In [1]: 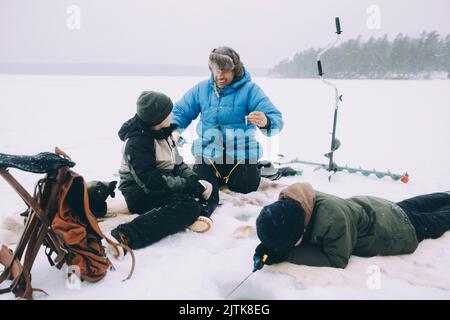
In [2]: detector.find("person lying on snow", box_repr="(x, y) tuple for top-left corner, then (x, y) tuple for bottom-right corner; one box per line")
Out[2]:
(111, 91), (214, 251)
(254, 182), (450, 269)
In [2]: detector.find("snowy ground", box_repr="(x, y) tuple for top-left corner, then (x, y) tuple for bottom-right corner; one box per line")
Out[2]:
(0, 74), (450, 299)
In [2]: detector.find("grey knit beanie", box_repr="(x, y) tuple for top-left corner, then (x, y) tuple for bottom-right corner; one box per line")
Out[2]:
(136, 91), (173, 126)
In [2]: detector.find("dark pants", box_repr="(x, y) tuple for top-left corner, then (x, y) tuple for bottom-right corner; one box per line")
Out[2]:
(114, 194), (201, 249)
(396, 192), (450, 242)
(193, 158), (261, 217)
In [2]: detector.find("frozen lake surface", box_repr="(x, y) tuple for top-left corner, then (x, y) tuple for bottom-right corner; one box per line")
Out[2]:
(1, 74), (449, 299)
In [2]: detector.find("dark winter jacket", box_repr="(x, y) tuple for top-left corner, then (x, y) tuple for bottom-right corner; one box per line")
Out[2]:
(118, 116), (199, 213)
(269, 183), (419, 268)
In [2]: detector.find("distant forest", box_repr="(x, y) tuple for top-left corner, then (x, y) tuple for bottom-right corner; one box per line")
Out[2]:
(269, 31), (450, 79)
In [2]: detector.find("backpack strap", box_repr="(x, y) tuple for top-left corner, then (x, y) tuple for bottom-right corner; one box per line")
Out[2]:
(102, 236), (135, 281)
(74, 171), (136, 281)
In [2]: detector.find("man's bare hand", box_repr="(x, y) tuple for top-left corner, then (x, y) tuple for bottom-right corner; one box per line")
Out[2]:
(246, 112), (268, 128)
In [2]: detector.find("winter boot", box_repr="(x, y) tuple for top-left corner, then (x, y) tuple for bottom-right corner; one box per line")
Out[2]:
(188, 216), (213, 233)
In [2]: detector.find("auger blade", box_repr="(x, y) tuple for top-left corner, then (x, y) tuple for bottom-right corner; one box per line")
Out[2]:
(325, 138), (341, 159)
(331, 138), (341, 152)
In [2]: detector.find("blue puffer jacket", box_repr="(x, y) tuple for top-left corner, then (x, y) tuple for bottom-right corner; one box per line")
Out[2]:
(173, 70), (283, 161)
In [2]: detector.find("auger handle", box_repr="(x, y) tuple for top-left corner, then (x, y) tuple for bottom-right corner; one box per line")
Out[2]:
(317, 18), (341, 76)
(335, 17), (342, 34)
(317, 60), (324, 76)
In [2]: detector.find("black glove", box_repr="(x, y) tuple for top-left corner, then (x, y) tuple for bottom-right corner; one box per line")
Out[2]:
(253, 243), (288, 267)
(193, 181), (206, 198)
(185, 175), (205, 198)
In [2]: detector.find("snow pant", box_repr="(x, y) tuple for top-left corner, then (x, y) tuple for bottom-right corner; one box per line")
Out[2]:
(113, 194), (201, 249)
(193, 157), (261, 217)
(396, 192), (450, 242)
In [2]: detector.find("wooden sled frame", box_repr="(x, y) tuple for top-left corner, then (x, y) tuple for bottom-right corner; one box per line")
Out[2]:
(0, 148), (72, 299)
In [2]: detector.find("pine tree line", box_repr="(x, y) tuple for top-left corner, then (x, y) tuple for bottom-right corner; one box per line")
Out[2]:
(269, 31), (450, 79)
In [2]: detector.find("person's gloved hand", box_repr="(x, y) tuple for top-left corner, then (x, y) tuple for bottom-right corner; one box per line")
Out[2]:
(198, 180), (212, 200)
(186, 176), (211, 200)
(253, 243), (288, 268)
(185, 174), (200, 191)
(253, 254), (265, 272)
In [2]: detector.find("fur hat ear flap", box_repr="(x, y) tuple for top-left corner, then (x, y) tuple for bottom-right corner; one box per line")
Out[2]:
(209, 51), (235, 72)
(208, 46), (245, 79)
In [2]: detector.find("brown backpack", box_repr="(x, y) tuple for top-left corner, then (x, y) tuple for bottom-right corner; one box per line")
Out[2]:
(51, 170), (129, 282)
(0, 148), (134, 299)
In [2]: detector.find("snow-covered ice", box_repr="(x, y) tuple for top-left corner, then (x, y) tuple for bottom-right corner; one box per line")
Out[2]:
(0, 74), (449, 299)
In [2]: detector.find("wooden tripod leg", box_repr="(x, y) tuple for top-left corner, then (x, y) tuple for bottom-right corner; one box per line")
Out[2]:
(18, 168), (67, 291)
(0, 167), (68, 299)
(0, 187), (39, 285)
(0, 169), (47, 278)
(12, 211), (40, 262)
(44, 231), (67, 268)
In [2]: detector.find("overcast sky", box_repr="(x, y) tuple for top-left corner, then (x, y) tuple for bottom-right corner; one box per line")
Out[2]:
(1, 0), (449, 68)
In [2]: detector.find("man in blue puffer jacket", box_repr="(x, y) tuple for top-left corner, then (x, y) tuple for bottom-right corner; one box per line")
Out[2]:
(172, 46), (284, 217)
